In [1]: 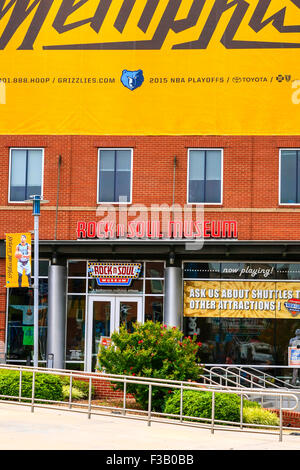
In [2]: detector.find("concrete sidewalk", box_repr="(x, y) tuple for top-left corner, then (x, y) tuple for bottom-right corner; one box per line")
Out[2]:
(0, 403), (299, 450)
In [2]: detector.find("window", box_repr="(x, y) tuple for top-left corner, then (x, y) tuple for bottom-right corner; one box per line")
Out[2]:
(188, 149), (222, 204)
(280, 149), (300, 204)
(98, 149), (132, 203)
(9, 148), (43, 202)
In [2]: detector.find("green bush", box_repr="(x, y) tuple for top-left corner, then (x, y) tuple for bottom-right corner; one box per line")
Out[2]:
(62, 385), (85, 400)
(243, 407), (280, 427)
(163, 390), (280, 427)
(0, 370), (63, 402)
(164, 390), (241, 423)
(61, 377), (95, 400)
(97, 321), (202, 411)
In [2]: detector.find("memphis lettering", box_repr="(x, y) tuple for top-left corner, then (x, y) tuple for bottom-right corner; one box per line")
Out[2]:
(1, 0), (300, 50)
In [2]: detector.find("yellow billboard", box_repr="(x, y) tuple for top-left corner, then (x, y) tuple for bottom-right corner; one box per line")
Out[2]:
(184, 280), (300, 319)
(6, 233), (32, 288)
(1, 0), (300, 135)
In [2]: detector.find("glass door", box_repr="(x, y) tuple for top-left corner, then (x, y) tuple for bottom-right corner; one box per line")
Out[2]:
(86, 296), (143, 371)
(116, 297), (143, 333)
(86, 296), (116, 371)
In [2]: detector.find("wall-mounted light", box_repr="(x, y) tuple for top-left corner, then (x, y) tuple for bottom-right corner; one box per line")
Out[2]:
(169, 252), (175, 265)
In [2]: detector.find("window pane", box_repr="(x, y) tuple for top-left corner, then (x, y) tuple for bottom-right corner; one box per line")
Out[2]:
(68, 261), (86, 277)
(205, 180), (221, 203)
(206, 151), (221, 180)
(189, 151), (205, 202)
(10, 150), (26, 201)
(205, 150), (221, 202)
(100, 150), (115, 170)
(7, 284), (48, 362)
(145, 262), (164, 278)
(66, 295), (85, 362)
(281, 151), (297, 203)
(99, 171), (115, 202)
(115, 171), (131, 202)
(183, 317), (275, 365)
(183, 262), (221, 279)
(144, 297), (163, 323)
(27, 150), (42, 188)
(189, 151), (205, 180)
(116, 150), (131, 170)
(146, 279), (164, 294)
(68, 278), (86, 293)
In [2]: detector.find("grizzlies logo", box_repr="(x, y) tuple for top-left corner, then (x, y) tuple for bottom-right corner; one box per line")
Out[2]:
(121, 69), (144, 91)
(284, 298), (300, 317)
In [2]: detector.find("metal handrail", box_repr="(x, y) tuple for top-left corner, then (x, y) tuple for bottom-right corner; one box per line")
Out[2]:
(0, 364), (299, 442)
(236, 366), (299, 390)
(210, 365), (275, 389)
(205, 365), (299, 390)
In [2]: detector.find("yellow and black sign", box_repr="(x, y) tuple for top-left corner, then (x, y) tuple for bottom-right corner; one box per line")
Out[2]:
(6, 233), (32, 288)
(0, 1), (300, 134)
(184, 280), (300, 319)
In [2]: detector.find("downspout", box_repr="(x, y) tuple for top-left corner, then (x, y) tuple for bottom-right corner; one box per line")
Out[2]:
(54, 155), (62, 241)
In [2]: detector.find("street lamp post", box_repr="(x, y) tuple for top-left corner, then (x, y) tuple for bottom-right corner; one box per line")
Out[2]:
(32, 195), (40, 368)
(25, 195), (48, 368)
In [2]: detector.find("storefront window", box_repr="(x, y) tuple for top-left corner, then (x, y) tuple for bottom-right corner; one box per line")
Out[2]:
(7, 279), (48, 363)
(184, 262), (221, 279)
(66, 260), (165, 370)
(144, 297), (163, 323)
(183, 317), (275, 365)
(66, 295), (85, 363)
(68, 260), (87, 277)
(145, 262), (164, 278)
(183, 262), (300, 367)
(145, 279), (164, 295)
(68, 278), (86, 293)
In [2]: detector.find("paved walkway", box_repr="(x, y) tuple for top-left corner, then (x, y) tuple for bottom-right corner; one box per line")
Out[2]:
(0, 403), (299, 450)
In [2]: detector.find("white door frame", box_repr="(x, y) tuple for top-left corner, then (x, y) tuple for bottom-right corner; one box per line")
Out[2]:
(86, 295), (143, 371)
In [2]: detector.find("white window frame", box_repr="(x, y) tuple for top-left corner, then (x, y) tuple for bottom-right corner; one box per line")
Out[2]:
(187, 148), (223, 205)
(8, 147), (44, 204)
(279, 148), (300, 206)
(97, 148), (133, 205)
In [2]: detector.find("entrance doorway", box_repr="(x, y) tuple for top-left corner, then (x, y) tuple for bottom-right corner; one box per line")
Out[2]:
(86, 296), (143, 371)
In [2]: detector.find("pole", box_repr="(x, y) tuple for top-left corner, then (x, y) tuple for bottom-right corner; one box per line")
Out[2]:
(32, 196), (40, 368)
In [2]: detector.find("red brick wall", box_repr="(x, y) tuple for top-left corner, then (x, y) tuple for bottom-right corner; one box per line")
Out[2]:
(1, 135), (300, 242)
(267, 409), (300, 429)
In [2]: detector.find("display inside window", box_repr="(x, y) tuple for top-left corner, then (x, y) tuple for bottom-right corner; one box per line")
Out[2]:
(66, 295), (86, 362)
(7, 283), (48, 362)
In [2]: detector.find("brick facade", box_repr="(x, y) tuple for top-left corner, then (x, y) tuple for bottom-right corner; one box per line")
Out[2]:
(2, 134), (300, 367)
(1, 135), (300, 242)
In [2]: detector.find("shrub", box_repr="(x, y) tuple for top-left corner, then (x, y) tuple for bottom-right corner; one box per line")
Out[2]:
(163, 390), (241, 423)
(62, 385), (85, 401)
(61, 377), (95, 400)
(0, 370), (63, 402)
(243, 407), (280, 427)
(163, 390), (280, 427)
(97, 321), (202, 411)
